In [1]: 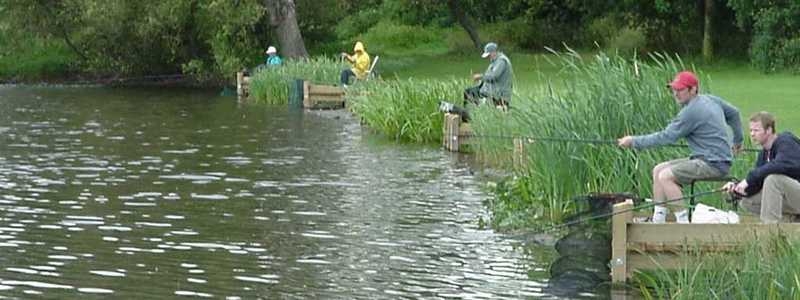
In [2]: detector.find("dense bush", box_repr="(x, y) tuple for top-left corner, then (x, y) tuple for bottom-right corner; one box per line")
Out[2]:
(608, 27), (648, 55)
(730, 1), (800, 73)
(356, 21), (448, 57)
(779, 37), (800, 74)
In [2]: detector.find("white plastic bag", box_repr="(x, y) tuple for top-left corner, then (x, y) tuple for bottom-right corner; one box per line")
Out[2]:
(692, 203), (740, 224)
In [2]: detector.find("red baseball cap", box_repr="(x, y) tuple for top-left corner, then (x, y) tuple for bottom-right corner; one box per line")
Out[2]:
(668, 71), (699, 90)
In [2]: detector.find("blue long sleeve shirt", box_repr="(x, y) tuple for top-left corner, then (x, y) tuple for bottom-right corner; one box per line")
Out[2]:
(632, 94), (744, 164)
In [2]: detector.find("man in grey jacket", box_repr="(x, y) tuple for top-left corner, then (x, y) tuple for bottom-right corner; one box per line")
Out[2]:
(464, 42), (514, 108)
(618, 71), (744, 223)
(442, 42), (514, 122)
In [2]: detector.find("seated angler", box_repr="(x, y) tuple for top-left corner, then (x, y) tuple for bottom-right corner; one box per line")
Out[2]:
(440, 41), (514, 122)
(725, 111), (800, 223)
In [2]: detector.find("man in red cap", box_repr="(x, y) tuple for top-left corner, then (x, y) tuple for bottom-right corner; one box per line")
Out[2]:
(617, 71), (744, 223)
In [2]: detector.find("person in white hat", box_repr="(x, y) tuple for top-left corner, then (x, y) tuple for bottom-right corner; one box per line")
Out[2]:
(464, 42), (514, 109)
(265, 46), (282, 66)
(439, 42), (513, 122)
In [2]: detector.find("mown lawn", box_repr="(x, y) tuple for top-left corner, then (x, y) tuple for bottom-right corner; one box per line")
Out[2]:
(707, 66), (800, 131)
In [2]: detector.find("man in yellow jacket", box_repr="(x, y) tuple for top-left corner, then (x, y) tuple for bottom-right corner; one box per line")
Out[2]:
(340, 41), (371, 88)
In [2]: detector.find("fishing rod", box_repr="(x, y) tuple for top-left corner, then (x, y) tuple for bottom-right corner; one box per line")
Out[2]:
(520, 188), (728, 236)
(464, 133), (761, 153)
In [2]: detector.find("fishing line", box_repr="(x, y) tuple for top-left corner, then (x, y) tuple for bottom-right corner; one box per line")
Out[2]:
(520, 188), (728, 235)
(461, 133), (761, 153)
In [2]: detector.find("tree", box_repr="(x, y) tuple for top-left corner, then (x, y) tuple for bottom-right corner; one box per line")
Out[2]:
(1, 0), (88, 61)
(264, 0), (309, 58)
(727, 0), (800, 72)
(703, 0), (714, 63)
(447, 0), (481, 49)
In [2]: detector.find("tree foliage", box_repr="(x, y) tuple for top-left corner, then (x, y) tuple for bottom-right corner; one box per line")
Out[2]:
(1, 0), (278, 80)
(727, 0), (800, 72)
(1, 0), (799, 80)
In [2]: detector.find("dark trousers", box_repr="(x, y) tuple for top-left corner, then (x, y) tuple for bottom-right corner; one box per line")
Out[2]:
(448, 104), (471, 122)
(463, 84), (509, 108)
(340, 69), (355, 86)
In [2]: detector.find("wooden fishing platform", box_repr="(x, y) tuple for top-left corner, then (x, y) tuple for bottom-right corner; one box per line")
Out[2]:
(303, 81), (345, 109)
(610, 199), (800, 283)
(236, 71), (251, 99)
(443, 113), (472, 152)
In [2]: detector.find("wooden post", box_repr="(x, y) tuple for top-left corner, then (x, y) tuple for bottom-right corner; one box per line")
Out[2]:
(611, 199), (633, 283)
(443, 113), (461, 152)
(236, 72), (244, 97)
(442, 114), (449, 149)
(302, 80), (310, 108)
(513, 138), (526, 168)
(458, 121), (471, 149)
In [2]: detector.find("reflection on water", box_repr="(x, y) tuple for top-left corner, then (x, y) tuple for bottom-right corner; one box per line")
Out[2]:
(0, 87), (556, 298)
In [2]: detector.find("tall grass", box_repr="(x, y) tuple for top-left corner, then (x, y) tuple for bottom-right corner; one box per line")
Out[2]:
(249, 56), (343, 105)
(636, 234), (800, 299)
(471, 50), (710, 226)
(348, 78), (468, 143)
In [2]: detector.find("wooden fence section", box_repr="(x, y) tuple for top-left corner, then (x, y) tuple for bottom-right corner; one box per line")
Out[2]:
(610, 200), (800, 283)
(303, 81), (345, 109)
(236, 72), (251, 99)
(442, 113), (472, 152)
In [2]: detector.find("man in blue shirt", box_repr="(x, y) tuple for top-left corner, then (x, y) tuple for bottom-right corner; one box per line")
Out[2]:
(618, 71), (743, 223)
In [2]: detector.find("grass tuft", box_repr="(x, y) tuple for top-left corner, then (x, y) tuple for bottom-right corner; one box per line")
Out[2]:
(249, 56), (343, 105)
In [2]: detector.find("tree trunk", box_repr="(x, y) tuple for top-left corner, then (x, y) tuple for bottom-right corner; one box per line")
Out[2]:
(184, 0), (200, 59)
(702, 0), (714, 63)
(36, 0), (88, 61)
(447, 0), (482, 49)
(264, 0), (309, 59)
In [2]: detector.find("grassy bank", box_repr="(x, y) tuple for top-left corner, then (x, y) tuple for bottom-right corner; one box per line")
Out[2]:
(348, 78), (468, 143)
(469, 51), (712, 226)
(636, 235), (800, 299)
(244, 48), (795, 229)
(385, 50), (796, 228)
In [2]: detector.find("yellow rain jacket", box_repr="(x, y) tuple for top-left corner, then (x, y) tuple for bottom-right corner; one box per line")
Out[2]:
(345, 42), (371, 80)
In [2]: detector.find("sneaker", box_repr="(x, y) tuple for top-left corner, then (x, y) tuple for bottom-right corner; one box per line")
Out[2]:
(651, 205), (668, 224)
(674, 209), (690, 224)
(438, 101), (454, 113)
(342, 84), (349, 89)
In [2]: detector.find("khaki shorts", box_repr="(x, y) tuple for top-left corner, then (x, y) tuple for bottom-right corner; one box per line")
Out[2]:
(665, 158), (724, 185)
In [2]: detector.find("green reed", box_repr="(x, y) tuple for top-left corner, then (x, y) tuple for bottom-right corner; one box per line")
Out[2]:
(348, 78), (469, 143)
(636, 234), (800, 299)
(249, 56), (343, 105)
(471, 50), (710, 227)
